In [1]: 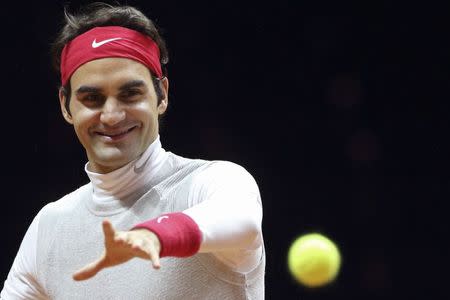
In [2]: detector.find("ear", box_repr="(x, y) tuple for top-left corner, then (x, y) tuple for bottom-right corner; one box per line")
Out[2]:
(157, 77), (169, 115)
(59, 87), (73, 124)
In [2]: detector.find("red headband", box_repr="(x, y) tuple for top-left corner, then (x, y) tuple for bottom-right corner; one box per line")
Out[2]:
(60, 26), (162, 85)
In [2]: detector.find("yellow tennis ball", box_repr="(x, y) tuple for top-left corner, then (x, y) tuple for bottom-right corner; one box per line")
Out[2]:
(287, 233), (341, 288)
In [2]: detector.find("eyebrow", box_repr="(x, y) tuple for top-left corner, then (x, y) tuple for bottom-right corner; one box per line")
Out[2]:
(118, 80), (146, 91)
(75, 85), (102, 95)
(75, 80), (147, 96)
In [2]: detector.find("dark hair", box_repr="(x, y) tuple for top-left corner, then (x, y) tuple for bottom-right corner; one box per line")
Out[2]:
(51, 3), (169, 113)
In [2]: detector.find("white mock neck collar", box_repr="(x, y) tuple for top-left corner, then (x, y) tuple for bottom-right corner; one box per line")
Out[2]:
(84, 135), (168, 215)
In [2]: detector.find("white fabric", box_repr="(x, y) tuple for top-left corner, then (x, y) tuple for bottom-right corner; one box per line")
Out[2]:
(1, 136), (263, 299)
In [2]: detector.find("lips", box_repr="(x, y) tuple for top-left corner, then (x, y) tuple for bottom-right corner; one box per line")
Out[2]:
(95, 126), (138, 141)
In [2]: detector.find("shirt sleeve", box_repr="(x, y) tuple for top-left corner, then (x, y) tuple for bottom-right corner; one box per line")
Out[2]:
(183, 161), (263, 273)
(1, 211), (47, 300)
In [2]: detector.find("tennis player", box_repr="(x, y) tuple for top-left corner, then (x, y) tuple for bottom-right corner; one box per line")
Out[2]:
(1, 3), (264, 299)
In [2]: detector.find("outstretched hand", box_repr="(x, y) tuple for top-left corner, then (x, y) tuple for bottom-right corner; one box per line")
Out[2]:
(73, 219), (161, 281)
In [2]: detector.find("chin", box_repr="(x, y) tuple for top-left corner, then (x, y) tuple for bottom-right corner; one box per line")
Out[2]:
(92, 150), (137, 171)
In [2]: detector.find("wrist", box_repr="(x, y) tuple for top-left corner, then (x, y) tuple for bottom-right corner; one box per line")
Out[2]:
(132, 212), (202, 257)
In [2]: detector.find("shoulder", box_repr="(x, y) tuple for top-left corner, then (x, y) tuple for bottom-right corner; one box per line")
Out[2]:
(207, 160), (254, 175)
(34, 183), (92, 251)
(192, 160), (260, 194)
(163, 153), (259, 194)
(39, 183), (91, 219)
(163, 153), (258, 186)
(203, 160), (257, 183)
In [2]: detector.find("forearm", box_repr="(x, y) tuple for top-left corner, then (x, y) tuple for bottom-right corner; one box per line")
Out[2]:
(133, 162), (264, 272)
(183, 192), (262, 253)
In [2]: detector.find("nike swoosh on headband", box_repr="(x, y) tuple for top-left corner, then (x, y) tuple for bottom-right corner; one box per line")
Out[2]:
(92, 37), (123, 48)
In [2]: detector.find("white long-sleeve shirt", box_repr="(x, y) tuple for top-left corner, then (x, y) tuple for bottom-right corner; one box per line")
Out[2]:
(1, 136), (263, 299)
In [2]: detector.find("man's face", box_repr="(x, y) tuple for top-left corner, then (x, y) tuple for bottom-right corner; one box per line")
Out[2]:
(59, 57), (168, 173)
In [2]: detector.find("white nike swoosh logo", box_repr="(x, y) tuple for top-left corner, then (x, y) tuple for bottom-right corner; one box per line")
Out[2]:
(157, 216), (169, 223)
(92, 37), (123, 48)
(134, 154), (151, 174)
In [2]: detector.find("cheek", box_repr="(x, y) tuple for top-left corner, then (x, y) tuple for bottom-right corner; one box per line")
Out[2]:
(136, 101), (159, 120)
(135, 105), (160, 138)
(72, 120), (90, 146)
(71, 110), (96, 139)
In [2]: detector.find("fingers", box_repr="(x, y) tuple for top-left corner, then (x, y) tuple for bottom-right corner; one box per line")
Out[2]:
(74, 220), (161, 282)
(108, 224), (162, 269)
(102, 219), (115, 244)
(129, 236), (161, 269)
(148, 243), (161, 269)
(124, 231), (161, 269)
(72, 256), (106, 281)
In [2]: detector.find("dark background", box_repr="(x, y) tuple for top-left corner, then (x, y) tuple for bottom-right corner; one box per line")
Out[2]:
(1, 1), (449, 299)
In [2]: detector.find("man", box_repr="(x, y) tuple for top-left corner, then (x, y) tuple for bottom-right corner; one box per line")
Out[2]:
(1, 3), (264, 299)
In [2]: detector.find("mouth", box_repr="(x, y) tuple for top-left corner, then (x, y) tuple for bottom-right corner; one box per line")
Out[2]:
(95, 126), (138, 142)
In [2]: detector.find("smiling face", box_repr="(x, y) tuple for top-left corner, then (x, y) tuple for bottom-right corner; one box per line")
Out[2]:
(59, 57), (168, 174)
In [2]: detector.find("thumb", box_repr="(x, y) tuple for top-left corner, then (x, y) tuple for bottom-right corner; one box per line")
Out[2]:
(73, 256), (106, 281)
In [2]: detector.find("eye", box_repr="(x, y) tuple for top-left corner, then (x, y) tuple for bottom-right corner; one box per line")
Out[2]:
(81, 93), (104, 106)
(120, 89), (142, 100)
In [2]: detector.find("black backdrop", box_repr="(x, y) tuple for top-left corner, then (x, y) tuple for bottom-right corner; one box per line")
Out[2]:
(1, 1), (449, 299)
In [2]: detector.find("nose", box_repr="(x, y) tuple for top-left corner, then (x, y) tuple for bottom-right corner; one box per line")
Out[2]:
(100, 97), (126, 126)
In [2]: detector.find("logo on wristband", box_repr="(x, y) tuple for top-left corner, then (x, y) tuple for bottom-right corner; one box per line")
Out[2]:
(157, 216), (169, 223)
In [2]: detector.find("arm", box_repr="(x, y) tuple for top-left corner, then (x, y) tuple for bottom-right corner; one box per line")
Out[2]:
(73, 162), (263, 279)
(183, 162), (263, 271)
(1, 212), (47, 300)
